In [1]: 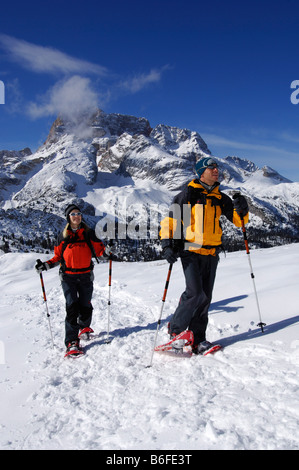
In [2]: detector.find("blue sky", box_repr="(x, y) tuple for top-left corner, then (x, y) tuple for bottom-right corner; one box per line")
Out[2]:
(1, 0), (299, 181)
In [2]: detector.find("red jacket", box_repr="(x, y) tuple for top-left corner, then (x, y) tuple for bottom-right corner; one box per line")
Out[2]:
(47, 224), (105, 275)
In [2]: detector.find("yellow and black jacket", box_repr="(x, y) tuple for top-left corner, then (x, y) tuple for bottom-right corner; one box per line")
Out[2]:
(160, 179), (249, 256)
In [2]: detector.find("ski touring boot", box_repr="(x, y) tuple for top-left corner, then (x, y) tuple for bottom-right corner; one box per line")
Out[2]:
(78, 327), (94, 341)
(64, 340), (84, 358)
(192, 340), (222, 356)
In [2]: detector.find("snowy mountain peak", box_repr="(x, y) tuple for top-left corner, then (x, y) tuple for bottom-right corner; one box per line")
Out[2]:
(261, 165), (291, 183)
(0, 109), (299, 256)
(220, 155), (291, 186)
(150, 124), (211, 157)
(44, 109), (152, 146)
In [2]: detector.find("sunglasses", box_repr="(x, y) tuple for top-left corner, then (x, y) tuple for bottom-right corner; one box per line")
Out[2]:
(70, 212), (82, 217)
(206, 163), (218, 169)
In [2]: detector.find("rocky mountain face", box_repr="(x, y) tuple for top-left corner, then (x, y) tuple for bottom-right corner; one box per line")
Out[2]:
(1, 109), (299, 259)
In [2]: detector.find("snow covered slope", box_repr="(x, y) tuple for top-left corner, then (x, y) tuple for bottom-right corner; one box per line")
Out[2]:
(0, 244), (298, 450)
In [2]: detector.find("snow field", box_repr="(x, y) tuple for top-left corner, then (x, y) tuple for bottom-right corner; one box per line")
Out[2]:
(0, 244), (298, 450)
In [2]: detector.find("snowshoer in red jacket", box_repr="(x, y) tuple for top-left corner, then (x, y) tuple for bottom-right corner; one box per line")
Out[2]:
(35, 204), (109, 356)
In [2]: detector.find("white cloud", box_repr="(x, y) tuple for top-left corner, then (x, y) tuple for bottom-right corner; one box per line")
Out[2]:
(0, 34), (107, 76)
(0, 35), (170, 125)
(27, 75), (99, 122)
(120, 66), (169, 93)
(203, 133), (299, 158)
(4, 78), (23, 114)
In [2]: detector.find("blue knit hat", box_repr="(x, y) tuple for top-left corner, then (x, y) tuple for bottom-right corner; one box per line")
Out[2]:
(195, 157), (218, 179)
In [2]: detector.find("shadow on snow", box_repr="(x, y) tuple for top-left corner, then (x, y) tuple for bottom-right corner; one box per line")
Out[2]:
(85, 289), (299, 351)
(218, 315), (299, 348)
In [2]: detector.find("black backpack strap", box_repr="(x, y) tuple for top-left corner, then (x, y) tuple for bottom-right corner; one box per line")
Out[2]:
(83, 230), (100, 264)
(60, 229), (100, 272)
(59, 235), (71, 272)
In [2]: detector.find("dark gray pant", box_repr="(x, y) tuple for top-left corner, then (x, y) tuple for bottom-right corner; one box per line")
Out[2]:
(60, 272), (94, 346)
(169, 251), (219, 345)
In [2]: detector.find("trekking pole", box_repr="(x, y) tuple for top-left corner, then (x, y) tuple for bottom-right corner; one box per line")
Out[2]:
(240, 217), (266, 333)
(146, 263), (173, 368)
(105, 255), (112, 344)
(38, 267), (55, 348)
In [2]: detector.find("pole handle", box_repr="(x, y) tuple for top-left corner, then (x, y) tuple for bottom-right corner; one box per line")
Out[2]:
(39, 272), (47, 303)
(162, 263), (173, 303)
(240, 217), (250, 254)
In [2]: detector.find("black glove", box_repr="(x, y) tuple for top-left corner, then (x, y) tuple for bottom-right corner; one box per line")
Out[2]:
(35, 259), (50, 273)
(104, 245), (113, 257)
(162, 246), (178, 264)
(233, 193), (248, 217)
(104, 240), (119, 261)
(104, 248), (118, 261)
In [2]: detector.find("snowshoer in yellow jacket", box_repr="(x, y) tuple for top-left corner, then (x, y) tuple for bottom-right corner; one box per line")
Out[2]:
(160, 157), (249, 354)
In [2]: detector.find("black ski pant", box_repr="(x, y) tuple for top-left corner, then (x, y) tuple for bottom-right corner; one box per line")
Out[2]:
(60, 272), (94, 346)
(169, 250), (219, 346)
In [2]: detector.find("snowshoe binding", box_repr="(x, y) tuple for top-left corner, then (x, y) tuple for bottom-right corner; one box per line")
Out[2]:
(78, 327), (94, 341)
(192, 341), (222, 356)
(64, 340), (84, 358)
(155, 330), (194, 353)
